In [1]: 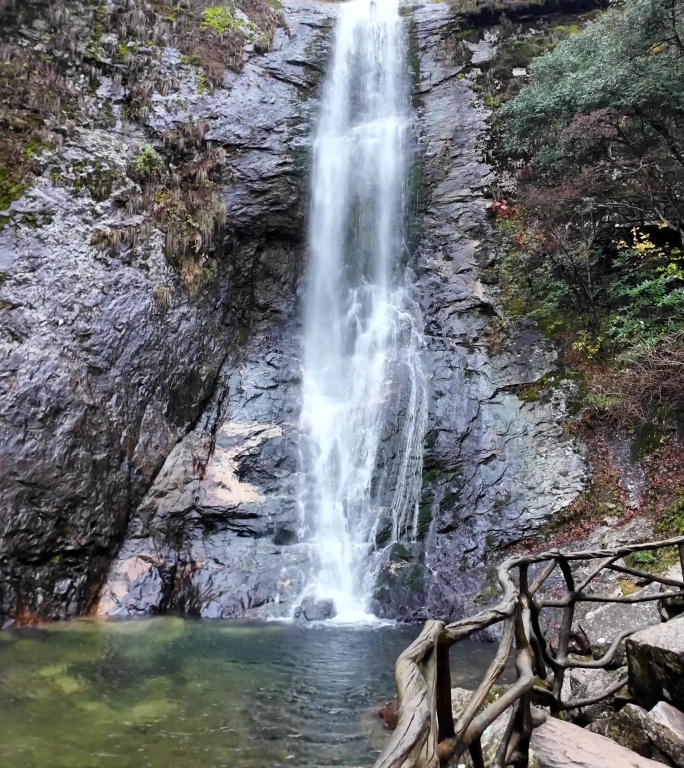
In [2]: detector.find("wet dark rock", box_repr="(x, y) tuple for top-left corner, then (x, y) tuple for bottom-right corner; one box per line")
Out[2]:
(97, 1), (332, 621)
(0, 176), (229, 624)
(0, 0), (331, 625)
(294, 597), (336, 622)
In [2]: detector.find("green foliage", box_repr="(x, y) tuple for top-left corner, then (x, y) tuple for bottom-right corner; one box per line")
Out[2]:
(200, 4), (265, 38)
(501, 0), (684, 158)
(474, 12), (594, 109)
(606, 229), (684, 346)
(197, 72), (209, 94)
(496, 217), (684, 353)
(632, 550), (657, 565)
(0, 168), (25, 232)
(656, 493), (684, 536)
(626, 544), (678, 573)
(495, 215), (586, 329)
(498, 0), (684, 252)
(572, 330), (603, 359)
(132, 145), (163, 180)
(201, 5), (240, 34)
(0, 168), (25, 212)
(493, 0), (684, 429)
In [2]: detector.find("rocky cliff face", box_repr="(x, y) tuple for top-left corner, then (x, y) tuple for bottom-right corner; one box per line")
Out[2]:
(1, 0), (587, 627)
(0, 0), (329, 625)
(98, 0), (587, 623)
(98, 0), (333, 620)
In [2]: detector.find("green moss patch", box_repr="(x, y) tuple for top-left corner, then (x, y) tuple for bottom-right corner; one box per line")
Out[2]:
(201, 5), (242, 34)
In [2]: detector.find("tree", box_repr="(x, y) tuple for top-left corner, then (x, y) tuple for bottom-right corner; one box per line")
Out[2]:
(500, 0), (684, 241)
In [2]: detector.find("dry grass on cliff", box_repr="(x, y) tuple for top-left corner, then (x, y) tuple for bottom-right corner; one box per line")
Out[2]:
(173, 0), (286, 85)
(563, 331), (684, 429)
(578, 333), (684, 428)
(0, 43), (75, 215)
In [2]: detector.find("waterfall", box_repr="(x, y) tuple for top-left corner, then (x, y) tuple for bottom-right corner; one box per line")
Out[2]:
(298, 0), (427, 621)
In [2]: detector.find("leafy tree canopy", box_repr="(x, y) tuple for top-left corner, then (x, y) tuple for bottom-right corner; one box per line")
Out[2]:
(501, 0), (684, 157)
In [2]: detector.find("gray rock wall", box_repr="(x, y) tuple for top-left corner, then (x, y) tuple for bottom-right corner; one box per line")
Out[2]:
(97, 0), (332, 619)
(0, 0), (331, 625)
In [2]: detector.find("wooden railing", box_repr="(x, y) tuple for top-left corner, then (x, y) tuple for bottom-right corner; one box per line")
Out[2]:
(373, 535), (684, 768)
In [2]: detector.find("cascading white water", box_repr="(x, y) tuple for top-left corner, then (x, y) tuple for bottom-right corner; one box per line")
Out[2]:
(298, 0), (427, 621)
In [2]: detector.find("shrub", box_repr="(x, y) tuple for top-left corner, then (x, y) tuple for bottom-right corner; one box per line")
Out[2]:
(633, 551), (656, 565)
(499, 0), (684, 241)
(201, 5), (240, 34)
(132, 145), (163, 180)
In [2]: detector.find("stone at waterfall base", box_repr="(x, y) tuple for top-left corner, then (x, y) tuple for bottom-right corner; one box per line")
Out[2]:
(293, 598), (336, 622)
(560, 666), (628, 723)
(529, 717), (664, 768)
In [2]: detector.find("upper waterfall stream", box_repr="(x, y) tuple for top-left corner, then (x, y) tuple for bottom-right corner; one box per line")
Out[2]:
(298, 0), (427, 621)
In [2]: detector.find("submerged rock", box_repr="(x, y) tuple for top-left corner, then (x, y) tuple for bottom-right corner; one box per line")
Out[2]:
(377, 700), (399, 731)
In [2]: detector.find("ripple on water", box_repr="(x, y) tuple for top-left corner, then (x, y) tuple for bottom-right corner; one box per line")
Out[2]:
(0, 618), (498, 768)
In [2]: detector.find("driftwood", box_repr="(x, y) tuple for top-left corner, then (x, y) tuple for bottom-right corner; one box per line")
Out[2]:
(373, 535), (684, 768)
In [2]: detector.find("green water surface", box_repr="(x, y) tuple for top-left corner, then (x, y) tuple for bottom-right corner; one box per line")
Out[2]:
(0, 618), (496, 768)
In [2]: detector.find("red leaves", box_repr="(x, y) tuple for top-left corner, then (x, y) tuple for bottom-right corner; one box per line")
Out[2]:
(490, 199), (519, 219)
(561, 109), (621, 143)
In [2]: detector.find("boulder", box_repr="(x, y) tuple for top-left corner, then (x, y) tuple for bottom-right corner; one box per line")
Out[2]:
(530, 716), (664, 768)
(651, 701), (684, 737)
(658, 565), (684, 622)
(293, 598), (336, 622)
(595, 703), (657, 758)
(450, 686), (550, 767)
(560, 666), (629, 723)
(627, 616), (684, 710)
(659, 594), (684, 623)
(450, 686), (512, 767)
(580, 592), (661, 668)
(649, 702), (684, 768)
(451, 684), (510, 721)
(589, 701), (684, 767)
